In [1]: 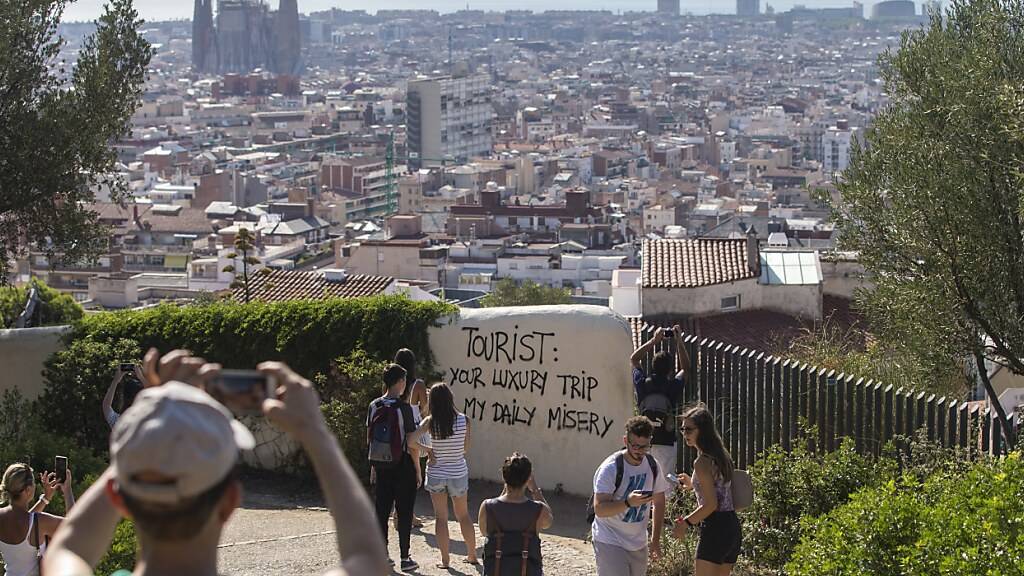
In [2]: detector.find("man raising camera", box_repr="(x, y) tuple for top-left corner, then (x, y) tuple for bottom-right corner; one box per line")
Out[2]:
(629, 325), (691, 475)
(43, 349), (389, 576)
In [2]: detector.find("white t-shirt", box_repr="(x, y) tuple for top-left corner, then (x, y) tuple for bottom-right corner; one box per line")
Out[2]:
(591, 452), (670, 551)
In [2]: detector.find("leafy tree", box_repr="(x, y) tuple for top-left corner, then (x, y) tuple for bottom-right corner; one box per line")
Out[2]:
(222, 227), (267, 303)
(830, 0), (1024, 444)
(0, 0), (151, 282)
(0, 278), (84, 328)
(480, 278), (572, 307)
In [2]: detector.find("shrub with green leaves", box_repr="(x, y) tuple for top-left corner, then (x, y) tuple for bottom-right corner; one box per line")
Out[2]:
(742, 438), (883, 569)
(0, 279), (84, 329)
(788, 452), (1024, 575)
(39, 296), (455, 452)
(317, 350), (391, 482)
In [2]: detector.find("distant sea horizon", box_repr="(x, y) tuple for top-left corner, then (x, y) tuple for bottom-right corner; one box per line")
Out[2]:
(61, 0), (935, 24)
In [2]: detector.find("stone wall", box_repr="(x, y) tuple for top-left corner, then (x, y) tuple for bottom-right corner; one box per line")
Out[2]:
(428, 305), (635, 496)
(0, 326), (69, 400)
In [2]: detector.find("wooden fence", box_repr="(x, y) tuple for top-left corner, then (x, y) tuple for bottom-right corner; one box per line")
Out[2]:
(633, 325), (1015, 472)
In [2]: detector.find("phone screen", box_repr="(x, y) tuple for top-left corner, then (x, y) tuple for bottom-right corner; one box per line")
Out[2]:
(54, 455), (68, 483)
(211, 370), (275, 415)
(640, 490), (654, 497)
(120, 363), (136, 372)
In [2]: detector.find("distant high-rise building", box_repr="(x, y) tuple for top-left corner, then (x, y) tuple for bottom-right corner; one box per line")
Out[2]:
(657, 0), (680, 17)
(406, 75), (494, 170)
(737, 0), (760, 17)
(192, 0), (217, 72)
(871, 0), (915, 20)
(191, 0), (303, 76)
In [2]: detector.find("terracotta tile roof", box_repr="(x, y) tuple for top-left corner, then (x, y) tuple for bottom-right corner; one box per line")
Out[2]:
(641, 238), (756, 288)
(232, 269), (393, 302)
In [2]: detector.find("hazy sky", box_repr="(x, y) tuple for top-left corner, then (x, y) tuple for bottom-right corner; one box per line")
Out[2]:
(62, 0), (922, 23)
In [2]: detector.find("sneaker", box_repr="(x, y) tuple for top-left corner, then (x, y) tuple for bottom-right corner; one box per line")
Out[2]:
(400, 557), (418, 571)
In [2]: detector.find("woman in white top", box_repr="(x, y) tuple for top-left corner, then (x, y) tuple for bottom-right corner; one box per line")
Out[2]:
(0, 463), (75, 576)
(409, 383), (476, 569)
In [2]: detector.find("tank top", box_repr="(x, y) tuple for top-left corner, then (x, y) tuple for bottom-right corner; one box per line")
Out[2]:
(0, 513), (40, 576)
(483, 498), (544, 535)
(426, 413), (468, 480)
(692, 464), (735, 512)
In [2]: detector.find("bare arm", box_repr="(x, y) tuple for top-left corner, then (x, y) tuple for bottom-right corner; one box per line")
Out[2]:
(260, 363), (389, 576)
(102, 370), (122, 427)
(407, 415), (432, 444)
(673, 325), (691, 381)
(594, 491), (652, 518)
(527, 477), (553, 530)
(630, 330), (665, 368)
(651, 491), (666, 546)
(42, 467), (122, 574)
(478, 501), (488, 537)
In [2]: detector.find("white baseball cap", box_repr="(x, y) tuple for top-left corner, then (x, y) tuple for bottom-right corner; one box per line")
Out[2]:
(110, 381), (255, 505)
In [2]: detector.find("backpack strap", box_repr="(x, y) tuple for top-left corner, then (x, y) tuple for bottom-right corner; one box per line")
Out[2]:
(646, 453), (659, 481)
(486, 501), (504, 576)
(612, 451), (626, 493)
(520, 502), (544, 576)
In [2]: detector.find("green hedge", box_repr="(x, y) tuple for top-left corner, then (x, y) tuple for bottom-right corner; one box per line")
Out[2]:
(39, 296), (456, 452)
(1, 279), (83, 328)
(788, 452), (1024, 575)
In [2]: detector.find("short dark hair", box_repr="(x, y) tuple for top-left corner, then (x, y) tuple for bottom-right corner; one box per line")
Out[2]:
(651, 351), (673, 378)
(121, 467), (238, 541)
(501, 452), (532, 489)
(382, 363), (407, 389)
(625, 415), (654, 438)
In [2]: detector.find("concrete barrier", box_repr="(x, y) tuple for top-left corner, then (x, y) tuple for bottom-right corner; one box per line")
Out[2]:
(0, 326), (70, 400)
(429, 305), (635, 496)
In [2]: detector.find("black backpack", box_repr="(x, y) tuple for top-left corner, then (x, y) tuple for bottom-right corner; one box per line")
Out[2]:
(639, 376), (677, 445)
(585, 450), (659, 524)
(483, 500), (543, 576)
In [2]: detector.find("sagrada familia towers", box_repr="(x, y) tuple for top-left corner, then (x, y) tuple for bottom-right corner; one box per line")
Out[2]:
(192, 0), (302, 76)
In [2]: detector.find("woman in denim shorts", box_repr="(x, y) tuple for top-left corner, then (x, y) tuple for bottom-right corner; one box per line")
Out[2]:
(408, 383), (476, 568)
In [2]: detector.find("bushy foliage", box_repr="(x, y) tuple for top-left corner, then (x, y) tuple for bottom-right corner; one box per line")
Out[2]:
(480, 279), (572, 307)
(38, 337), (142, 453)
(317, 350), (391, 482)
(0, 279), (84, 328)
(0, 390), (136, 574)
(788, 452), (1024, 575)
(68, 296), (454, 376)
(39, 296), (455, 451)
(741, 438), (884, 570)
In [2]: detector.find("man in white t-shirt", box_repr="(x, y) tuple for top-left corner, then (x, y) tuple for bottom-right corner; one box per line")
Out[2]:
(591, 416), (670, 575)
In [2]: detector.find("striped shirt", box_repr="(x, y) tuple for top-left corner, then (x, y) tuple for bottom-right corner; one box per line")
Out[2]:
(426, 413), (468, 480)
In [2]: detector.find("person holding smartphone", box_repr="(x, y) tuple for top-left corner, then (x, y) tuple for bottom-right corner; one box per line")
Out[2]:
(591, 416), (669, 575)
(0, 461), (75, 576)
(102, 363), (146, 428)
(630, 325), (691, 476)
(671, 403), (742, 576)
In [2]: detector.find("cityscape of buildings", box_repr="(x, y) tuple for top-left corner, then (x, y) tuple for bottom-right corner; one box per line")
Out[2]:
(15, 1), (940, 345)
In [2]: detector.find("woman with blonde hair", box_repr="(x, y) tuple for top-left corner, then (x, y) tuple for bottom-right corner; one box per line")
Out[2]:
(0, 462), (75, 576)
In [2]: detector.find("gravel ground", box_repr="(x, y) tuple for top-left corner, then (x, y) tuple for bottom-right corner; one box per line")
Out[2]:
(217, 475), (597, 576)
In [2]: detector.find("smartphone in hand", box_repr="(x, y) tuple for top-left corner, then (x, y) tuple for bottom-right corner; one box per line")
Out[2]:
(54, 455), (68, 484)
(209, 370), (276, 415)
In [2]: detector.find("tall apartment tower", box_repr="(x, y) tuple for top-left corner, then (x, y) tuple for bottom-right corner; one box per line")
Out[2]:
(657, 0), (680, 16)
(737, 0), (760, 17)
(406, 75), (494, 170)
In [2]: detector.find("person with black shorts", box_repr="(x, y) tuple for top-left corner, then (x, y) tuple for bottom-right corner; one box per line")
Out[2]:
(670, 404), (742, 575)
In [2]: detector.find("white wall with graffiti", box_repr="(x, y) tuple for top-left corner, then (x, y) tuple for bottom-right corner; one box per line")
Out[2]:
(429, 305), (635, 496)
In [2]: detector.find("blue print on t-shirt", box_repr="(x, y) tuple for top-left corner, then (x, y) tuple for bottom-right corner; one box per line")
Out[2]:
(622, 473), (649, 523)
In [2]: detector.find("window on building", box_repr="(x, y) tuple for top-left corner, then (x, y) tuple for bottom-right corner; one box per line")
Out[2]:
(721, 295), (740, 311)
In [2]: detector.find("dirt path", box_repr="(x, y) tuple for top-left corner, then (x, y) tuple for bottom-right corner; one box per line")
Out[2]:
(217, 476), (597, 575)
